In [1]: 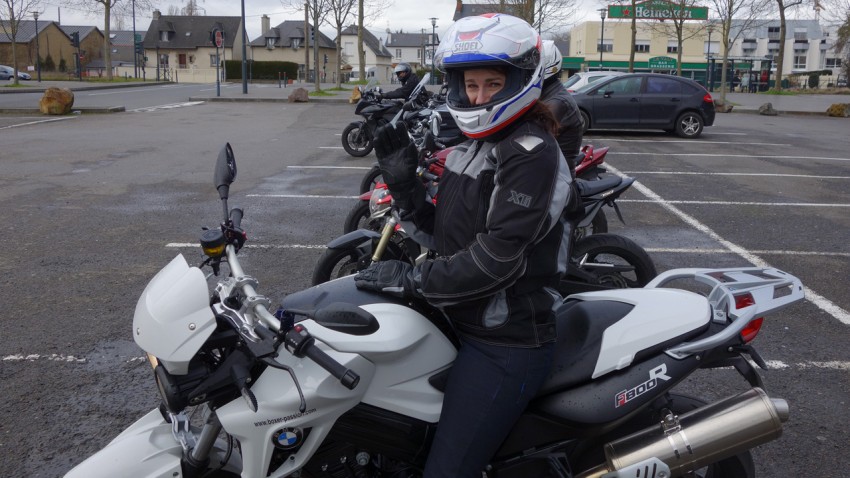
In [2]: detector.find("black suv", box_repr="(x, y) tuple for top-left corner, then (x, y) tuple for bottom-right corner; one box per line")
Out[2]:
(572, 73), (716, 139)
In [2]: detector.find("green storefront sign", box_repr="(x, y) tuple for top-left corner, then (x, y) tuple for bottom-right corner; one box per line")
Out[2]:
(608, 0), (708, 20)
(648, 56), (677, 69)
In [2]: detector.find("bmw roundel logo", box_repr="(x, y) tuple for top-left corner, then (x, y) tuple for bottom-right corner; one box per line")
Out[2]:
(272, 428), (303, 450)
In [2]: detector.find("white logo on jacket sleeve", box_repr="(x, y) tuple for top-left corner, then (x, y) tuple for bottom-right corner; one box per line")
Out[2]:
(513, 135), (544, 152)
(508, 190), (532, 208)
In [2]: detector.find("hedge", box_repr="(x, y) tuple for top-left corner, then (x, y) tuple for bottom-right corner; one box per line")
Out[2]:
(224, 60), (299, 81)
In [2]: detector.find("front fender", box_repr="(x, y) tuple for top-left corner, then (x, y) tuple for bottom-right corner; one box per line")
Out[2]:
(65, 409), (241, 478)
(327, 229), (382, 250)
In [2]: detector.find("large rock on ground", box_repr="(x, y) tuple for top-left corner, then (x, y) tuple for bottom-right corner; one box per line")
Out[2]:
(349, 87), (361, 104)
(287, 88), (309, 103)
(826, 103), (850, 117)
(39, 87), (75, 115)
(713, 98), (733, 113)
(758, 103), (778, 116)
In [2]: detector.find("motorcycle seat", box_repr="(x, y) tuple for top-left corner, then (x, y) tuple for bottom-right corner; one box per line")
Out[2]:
(575, 176), (622, 197)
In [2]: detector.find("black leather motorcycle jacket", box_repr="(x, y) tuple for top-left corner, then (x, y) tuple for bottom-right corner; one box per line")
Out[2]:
(408, 120), (573, 347)
(541, 78), (584, 176)
(382, 72), (421, 100)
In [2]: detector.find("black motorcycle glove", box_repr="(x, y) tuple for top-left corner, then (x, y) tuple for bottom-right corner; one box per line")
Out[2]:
(354, 260), (422, 298)
(374, 122), (418, 210)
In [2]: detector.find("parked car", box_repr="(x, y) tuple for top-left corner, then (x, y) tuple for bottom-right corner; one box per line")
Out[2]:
(572, 73), (715, 139)
(0, 65), (32, 81)
(562, 70), (626, 93)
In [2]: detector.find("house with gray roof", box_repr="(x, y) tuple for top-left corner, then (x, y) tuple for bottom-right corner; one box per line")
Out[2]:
(339, 25), (393, 82)
(1, 19), (76, 74)
(142, 10), (245, 82)
(385, 29), (438, 73)
(249, 15), (338, 82)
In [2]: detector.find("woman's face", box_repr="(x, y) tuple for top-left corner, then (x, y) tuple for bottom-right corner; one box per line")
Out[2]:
(464, 68), (506, 105)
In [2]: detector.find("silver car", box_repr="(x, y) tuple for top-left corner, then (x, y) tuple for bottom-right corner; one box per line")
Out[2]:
(0, 65), (32, 80)
(563, 71), (625, 93)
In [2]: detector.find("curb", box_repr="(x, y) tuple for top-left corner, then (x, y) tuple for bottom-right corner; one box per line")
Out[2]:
(0, 81), (170, 95)
(0, 106), (125, 114)
(730, 108), (828, 117)
(192, 96), (351, 104)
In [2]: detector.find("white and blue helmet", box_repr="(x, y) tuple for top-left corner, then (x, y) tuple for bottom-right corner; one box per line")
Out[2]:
(542, 40), (563, 80)
(434, 14), (544, 139)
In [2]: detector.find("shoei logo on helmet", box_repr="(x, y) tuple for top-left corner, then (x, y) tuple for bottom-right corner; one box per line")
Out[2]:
(453, 31), (483, 52)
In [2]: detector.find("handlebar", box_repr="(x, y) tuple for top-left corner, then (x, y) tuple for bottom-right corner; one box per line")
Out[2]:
(229, 208), (243, 229)
(223, 244), (360, 389)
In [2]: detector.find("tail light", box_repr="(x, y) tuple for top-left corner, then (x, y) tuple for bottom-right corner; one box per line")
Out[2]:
(703, 93), (714, 104)
(734, 293), (764, 343)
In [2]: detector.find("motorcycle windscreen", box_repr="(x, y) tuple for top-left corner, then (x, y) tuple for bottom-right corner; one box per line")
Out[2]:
(133, 254), (216, 375)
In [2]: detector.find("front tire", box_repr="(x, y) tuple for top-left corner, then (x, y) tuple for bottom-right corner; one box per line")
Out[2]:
(312, 247), (365, 285)
(675, 111), (704, 138)
(343, 200), (385, 234)
(561, 233), (656, 295)
(342, 123), (374, 157)
(359, 165), (383, 193)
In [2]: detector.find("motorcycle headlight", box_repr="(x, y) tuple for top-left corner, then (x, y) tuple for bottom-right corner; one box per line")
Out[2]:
(369, 187), (392, 216)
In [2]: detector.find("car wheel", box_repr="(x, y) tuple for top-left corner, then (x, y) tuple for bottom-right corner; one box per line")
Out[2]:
(675, 112), (704, 138)
(579, 110), (590, 134)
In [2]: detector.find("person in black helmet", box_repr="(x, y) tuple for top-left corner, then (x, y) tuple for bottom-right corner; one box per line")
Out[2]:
(541, 40), (584, 178)
(382, 62), (421, 99)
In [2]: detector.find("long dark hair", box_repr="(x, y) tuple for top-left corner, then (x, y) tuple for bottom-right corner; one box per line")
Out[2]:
(525, 101), (559, 136)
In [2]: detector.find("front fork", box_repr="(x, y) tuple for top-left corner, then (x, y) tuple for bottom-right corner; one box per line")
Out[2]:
(172, 408), (224, 477)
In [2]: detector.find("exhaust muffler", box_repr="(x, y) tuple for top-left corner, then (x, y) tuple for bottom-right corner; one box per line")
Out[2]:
(577, 387), (788, 478)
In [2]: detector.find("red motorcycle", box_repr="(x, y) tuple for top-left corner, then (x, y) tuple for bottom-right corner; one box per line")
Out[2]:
(347, 143), (610, 234)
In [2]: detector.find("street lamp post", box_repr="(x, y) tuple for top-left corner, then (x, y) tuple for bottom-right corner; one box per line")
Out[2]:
(241, 0), (248, 93)
(32, 11), (41, 82)
(598, 8), (607, 71)
(706, 22), (715, 91)
(132, 0), (137, 78)
(430, 17), (437, 85)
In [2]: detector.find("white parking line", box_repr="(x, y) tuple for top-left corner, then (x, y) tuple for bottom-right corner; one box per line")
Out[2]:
(131, 101), (205, 112)
(606, 163), (850, 325)
(246, 194), (359, 199)
(319, 146), (345, 149)
(6, 353), (848, 371)
(598, 139), (790, 146)
(287, 165), (373, 170)
(620, 199), (850, 207)
(619, 171), (850, 180)
(0, 116), (76, 130)
(612, 152), (850, 162)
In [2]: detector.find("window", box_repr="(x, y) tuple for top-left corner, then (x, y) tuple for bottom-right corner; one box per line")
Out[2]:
(417, 49), (421, 59)
(395, 48), (401, 58)
(266, 38), (275, 48)
(599, 77), (642, 94)
(160, 31), (169, 42)
(793, 54), (806, 69)
(646, 77), (682, 94)
(597, 41), (612, 53)
(634, 41), (650, 53)
(826, 58), (842, 68)
(667, 41), (678, 54)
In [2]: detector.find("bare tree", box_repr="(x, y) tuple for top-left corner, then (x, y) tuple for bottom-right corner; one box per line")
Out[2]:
(0, 0), (41, 85)
(708, 0), (770, 103)
(773, 0), (805, 91)
(72, 0), (154, 80)
(642, 0), (709, 76)
(818, 0), (850, 82)
(326, 0), (357, 87)
(473, 0), (579, 33)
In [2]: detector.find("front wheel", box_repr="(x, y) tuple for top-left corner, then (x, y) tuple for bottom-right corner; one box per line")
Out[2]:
(675, 111), (704, 138)
(359, 165), (383, 194)
(342, 123), (374, 157)
(561, 233), (657, 295)
(312, 247), (367, 285)
(343, 200), (385, 234)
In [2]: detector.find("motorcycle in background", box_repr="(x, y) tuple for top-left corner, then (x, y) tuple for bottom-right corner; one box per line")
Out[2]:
(65, 142), (805, 478)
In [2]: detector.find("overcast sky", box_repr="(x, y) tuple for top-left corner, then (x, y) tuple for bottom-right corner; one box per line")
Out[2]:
(36, 0), (604, 41)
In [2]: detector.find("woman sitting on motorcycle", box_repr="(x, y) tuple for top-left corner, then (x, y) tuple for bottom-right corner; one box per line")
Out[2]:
(353, 13), (574, 478)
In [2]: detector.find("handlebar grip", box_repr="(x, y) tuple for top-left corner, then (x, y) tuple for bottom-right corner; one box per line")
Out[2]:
(304, 344), (360, 390)
(229, 208), (244, 229)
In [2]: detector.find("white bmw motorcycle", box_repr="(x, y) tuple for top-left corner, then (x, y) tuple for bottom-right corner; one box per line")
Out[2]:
(66, 144), (805, 478)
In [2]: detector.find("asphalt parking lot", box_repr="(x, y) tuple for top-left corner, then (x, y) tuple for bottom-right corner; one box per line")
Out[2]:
(0, 99), (848, 477)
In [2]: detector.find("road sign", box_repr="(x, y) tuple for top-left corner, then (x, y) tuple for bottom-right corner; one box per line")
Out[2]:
(214, 30), (223, 48)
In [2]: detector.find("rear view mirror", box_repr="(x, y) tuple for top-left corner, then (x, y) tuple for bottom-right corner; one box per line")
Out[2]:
(214, 143), (237, 200)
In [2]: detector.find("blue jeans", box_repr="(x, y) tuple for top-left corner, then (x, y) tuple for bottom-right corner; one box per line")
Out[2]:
(423, 338), (555, 478)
